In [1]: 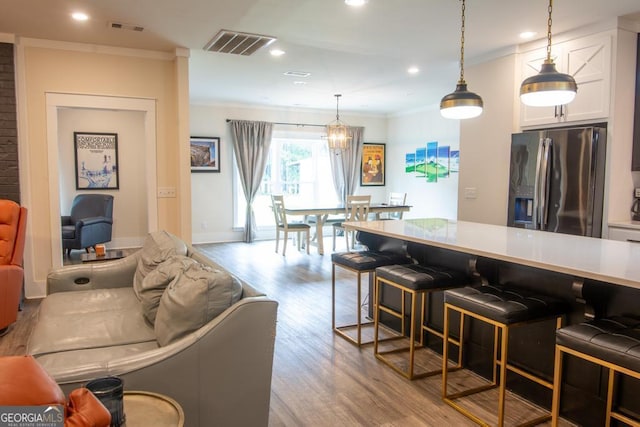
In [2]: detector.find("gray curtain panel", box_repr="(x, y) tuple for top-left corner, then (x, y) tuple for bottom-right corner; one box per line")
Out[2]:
(229, 120), (273, 243)
(329, 126), (364, 203)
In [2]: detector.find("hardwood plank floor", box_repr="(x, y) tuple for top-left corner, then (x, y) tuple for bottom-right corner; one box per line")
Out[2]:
(0, 239), (574, 426)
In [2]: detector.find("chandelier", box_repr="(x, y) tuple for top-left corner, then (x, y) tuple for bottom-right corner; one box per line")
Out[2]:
(326, 94), (351, 151)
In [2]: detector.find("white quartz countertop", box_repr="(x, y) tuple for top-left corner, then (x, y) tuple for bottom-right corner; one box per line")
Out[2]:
(344, 218), (640, 290)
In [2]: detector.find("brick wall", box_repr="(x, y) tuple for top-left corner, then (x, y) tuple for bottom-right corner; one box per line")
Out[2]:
(0, 43), (19, 203)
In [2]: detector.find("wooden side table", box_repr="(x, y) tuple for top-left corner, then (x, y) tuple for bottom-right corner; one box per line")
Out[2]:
(123, 391), (184, 427)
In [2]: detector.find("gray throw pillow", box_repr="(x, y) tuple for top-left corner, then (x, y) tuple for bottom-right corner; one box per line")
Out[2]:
(133, 231), (188, 300)
(154, 262), (243, 346)
(139, 255), (197, 325)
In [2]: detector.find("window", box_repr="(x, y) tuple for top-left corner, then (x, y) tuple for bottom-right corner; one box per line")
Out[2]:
(234, 130), (339, 228)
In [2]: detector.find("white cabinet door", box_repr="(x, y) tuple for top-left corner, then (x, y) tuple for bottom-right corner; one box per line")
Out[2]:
(608, 227), (640, 243)
(519, 33), (611, 128)
(563, 34), (611, 123)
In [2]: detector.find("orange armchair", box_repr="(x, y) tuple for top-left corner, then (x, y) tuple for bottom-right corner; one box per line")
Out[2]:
(0, 355), (111, 427)
(0, 199), (27, 335)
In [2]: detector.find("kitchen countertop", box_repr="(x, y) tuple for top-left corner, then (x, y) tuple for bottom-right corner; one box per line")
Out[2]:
(344, 218), (640, 290)
(608, 220), (640, 230)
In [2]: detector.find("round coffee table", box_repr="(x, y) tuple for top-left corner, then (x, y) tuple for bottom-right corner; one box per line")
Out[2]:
(123, 391), (184, 427)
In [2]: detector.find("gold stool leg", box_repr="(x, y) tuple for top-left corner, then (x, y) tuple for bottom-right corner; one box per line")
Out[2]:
(551, 346), (563, 427)
(605, 367), (615, 427)
(497, 325), (509, 427)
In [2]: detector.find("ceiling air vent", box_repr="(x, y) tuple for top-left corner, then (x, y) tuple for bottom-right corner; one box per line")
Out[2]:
(204, 29), (276, 56)
(109, 21), (144, 32)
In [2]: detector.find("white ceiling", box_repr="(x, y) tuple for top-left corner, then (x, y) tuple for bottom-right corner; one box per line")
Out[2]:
(2, 0), (640, 114)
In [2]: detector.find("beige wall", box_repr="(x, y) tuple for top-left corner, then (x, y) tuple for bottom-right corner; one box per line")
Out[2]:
(458, 54), (519, 225)
(17, 40), (186, 296)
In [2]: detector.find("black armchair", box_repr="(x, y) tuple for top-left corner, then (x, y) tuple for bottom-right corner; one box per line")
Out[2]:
(61, 194), (114, 256)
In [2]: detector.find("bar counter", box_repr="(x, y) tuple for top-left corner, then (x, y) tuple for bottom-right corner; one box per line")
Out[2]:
(343, 218), (640, 426)
(344, 218), (640, 289)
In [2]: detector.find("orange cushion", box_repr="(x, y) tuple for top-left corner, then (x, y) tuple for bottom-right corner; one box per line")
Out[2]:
(0, 200), (20, 266)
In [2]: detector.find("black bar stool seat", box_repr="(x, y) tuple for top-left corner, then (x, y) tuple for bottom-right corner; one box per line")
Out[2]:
(443, 284), (569, 427)
(374, 263), (472, 379)
(332, 250), (411, 347)
(552, 316), (640, 426)
(444, 285), (569, 324)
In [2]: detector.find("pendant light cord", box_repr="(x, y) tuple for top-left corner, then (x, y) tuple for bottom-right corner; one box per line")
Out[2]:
(335, 94), (341, 121)
(458, 0), (466, 83)
(546, 0), (553, 63)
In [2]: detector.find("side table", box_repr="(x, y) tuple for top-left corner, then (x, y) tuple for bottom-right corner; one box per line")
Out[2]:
(123, 391), (184, 427)
(81, 250), (125, 263)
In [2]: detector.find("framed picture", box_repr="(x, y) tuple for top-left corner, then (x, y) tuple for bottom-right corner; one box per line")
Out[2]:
(74, 132), (119, 190)
(361, 143), (385, 186)
(190, 136), (220, 172)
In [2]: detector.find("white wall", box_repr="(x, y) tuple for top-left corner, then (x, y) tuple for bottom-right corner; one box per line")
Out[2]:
(190, 103), (388, 243)
(387, 104), (461, 219)
(458, 54), (519, 225)
(57, 108), (148, 248)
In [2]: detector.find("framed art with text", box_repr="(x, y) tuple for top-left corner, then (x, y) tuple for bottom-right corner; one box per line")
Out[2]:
(74, 132), (119, 190)
(190, 136), (220, 172)
(361, 143), (385, 186)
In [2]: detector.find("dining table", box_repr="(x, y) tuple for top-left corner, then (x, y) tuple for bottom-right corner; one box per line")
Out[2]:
(284, 203), (411, 254)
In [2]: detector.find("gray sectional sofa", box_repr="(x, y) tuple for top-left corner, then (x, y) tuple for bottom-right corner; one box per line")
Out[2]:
(27, 231), (278, 427)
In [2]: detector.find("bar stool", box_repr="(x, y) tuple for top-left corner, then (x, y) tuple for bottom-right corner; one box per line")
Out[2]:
(332, 250), (410, 346)
(374, 263), (472, 379)
(552, 316), (640, 427)
(442, 284), (569, 427)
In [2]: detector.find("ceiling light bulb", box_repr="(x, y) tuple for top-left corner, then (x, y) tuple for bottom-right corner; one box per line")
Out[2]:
(270, 49), (285, 57)
(345, 0), (368, 6)
(71, 12), (89, 21)
(519, 31), (537, 39)
(407, 66), (419, 74)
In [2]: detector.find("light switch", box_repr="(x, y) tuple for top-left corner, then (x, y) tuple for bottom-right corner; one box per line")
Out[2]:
(158, 187), (176, 198)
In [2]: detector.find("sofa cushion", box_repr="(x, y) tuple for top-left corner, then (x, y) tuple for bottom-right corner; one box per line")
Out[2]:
(140, 255), (198, 325)
(155, 262), (243, 346)
(27, 289), (156, 357)
(133, 231), (187, 300)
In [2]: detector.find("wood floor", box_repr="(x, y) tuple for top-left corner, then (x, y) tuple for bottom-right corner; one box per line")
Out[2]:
(1, 239), (574, 427)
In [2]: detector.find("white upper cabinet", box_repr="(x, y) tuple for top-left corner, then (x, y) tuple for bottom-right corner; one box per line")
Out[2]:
(519, 33), (612, 128)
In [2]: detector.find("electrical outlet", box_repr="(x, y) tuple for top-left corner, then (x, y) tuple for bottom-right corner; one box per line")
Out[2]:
(464, 187), (477, 199)
(157, 187), (176, 198)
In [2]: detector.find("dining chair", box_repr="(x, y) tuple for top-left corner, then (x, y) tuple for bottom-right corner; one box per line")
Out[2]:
(332, 195), (371, 251)
(380, 192), (407, 220)
(271, 195), (310, 256)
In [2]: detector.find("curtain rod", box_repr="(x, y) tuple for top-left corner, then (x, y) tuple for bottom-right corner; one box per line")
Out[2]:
(226, 119), (326, 128)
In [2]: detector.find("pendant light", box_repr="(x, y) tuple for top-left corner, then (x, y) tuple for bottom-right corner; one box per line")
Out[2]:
(326, 94), (351, 151)
(520, 0), (577, 107)
(440, 0), (483, 120)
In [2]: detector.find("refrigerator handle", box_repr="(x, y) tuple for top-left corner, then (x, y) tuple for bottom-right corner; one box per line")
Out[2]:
(539, 138), (552, 230)
(533, 137), (544, 229)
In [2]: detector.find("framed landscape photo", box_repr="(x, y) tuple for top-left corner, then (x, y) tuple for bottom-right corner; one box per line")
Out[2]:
(190, 136), (220, 172)
(74, 132), (119, 190)
(361, 143), (385, 186)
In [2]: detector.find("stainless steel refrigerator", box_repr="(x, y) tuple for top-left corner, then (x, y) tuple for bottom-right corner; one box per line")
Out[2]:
(507, 126), (606, 237)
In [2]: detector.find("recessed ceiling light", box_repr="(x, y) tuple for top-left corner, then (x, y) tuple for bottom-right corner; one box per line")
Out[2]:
(270, 48), (285, 57)
(345, 0), (368, 6)
(408, 66), (419, 74)
(284, 71), (311, 78)
(293, 81), (307, 86)
(519, 31), (537, 39)
(71, 12), (89, 21)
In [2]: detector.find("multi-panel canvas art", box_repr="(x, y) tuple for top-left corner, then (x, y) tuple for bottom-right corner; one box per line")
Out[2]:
(404, 141), (458, 183)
